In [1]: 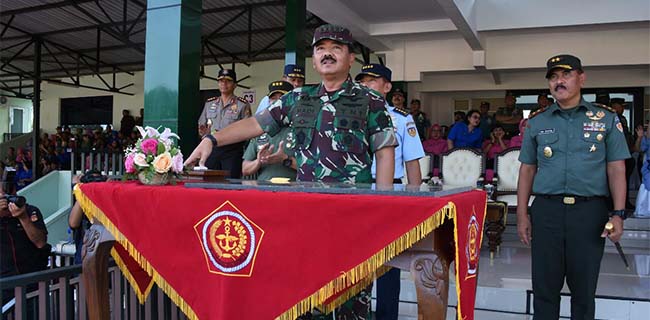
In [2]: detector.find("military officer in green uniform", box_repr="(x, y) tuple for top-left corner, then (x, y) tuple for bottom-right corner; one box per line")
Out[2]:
(242, 81), (297, 181)
(516, 54), (629, 320)
(197, 69), (251, 177)
(185, 24), (397, 319)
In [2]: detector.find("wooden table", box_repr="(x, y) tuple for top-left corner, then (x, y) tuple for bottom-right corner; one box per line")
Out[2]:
(80, 182), (480, 320)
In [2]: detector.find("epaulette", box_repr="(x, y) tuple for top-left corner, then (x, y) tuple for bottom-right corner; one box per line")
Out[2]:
(237, 96), (249, 105)
(592, 103), (616, 113)
(393, 106), (409, 117)
(527, 107), (547, 120)
(206, 96), (217, 102)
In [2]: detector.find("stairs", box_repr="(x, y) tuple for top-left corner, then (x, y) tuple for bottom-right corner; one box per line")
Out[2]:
(370, 210), (650, 319)
(504, 212), (650, 254)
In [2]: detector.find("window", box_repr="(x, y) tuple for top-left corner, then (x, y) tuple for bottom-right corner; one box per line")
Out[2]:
(60, 96), (113, 126)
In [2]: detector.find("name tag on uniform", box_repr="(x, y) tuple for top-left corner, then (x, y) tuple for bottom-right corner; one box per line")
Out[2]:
(538, 128), (555, 135)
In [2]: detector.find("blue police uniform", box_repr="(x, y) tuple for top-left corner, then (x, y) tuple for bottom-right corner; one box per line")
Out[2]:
(447, 121), (483, 148)
(355, 63), (424, 320)
(255, 64), (305, 115)
(372, 104), (425, 179)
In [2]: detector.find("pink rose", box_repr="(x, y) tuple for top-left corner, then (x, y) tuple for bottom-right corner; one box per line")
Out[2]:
(171, 153), (184, 173)
(124, 153), (136, 173)
(141, 138), (158, 155)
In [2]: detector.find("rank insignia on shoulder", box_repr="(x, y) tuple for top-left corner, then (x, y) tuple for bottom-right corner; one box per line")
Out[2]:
(237, 96), (248, 104)
(528, 107), (547, 119)
(206, 96), (217, 102)
(593, 103), (615, 113)
(393, 106), (409, 117)
(30, 214), (38, 222)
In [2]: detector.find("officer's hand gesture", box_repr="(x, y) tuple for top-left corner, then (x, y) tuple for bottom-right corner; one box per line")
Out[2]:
(261, 141), (287, 165)
(184, 138), (213, 168)
(257, 143), (273, 164)
(601, 216), (624, 242)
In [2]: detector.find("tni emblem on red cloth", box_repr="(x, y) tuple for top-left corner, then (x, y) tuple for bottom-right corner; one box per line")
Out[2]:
(194, 201), (264, 277)
(465, 206), (480, 278)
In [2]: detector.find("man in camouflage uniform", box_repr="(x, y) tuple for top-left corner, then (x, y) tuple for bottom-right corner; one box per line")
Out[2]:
(197, 69), (251, 177)
(186, 24), (397, 319)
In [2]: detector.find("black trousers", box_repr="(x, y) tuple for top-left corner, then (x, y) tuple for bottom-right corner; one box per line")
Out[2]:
(204, 142), (245, 179)
(375, 267), (401, 320)
(530, 196), (609, 320)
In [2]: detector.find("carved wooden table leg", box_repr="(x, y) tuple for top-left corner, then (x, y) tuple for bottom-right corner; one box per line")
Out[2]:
(411, 220), (455, 320)
(485, 202), (507, 260)
(81, 223), (115, 320)
(411, 252), (450, 320)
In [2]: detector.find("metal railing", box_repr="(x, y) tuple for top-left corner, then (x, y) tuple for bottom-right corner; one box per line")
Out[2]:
(1, 254), (190, 320)
(70, 150), (125, 178)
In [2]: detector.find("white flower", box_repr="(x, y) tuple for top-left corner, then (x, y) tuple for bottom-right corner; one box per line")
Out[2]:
(136, 126), (160, 138)
(160, 127), (180, 143)
(133, 153), (149, 167)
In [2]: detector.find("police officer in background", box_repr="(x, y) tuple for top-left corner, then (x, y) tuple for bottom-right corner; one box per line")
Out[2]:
(197, 69), (252, 177)
(356, 63), (424, 319)
(517, 54), (629, 320)
(255, 64), (306, 115)
(186, 24), (397, 319)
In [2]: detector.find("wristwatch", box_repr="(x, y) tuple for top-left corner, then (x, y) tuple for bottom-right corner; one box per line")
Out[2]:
(282, 157), (293, 168)
(202, 134), (218, 147)
(609, 209), (627, 220)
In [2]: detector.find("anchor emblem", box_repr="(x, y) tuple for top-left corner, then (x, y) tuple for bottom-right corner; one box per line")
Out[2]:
(216, 218), (239, 257)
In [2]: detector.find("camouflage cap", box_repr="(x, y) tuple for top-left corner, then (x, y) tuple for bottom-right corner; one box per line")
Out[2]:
(311, 24), (354, 46)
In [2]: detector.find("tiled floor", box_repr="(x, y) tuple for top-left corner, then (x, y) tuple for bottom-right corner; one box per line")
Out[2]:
(372, 240), (650, 319)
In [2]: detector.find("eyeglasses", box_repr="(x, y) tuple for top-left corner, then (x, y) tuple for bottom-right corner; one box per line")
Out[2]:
(470, 116), (480, 120)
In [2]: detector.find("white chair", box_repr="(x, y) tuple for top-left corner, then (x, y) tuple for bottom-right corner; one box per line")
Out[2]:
(493, 147), (534, 207)
(439, 148), (484, 188)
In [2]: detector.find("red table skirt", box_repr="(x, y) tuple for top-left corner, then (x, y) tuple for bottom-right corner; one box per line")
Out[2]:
(75, 182), (486, 320)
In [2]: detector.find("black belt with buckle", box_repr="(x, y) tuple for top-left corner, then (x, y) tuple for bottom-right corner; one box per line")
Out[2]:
(538, 194), (605, 205)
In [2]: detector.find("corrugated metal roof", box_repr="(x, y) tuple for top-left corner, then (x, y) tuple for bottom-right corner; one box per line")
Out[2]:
(0, 0), (325, 96)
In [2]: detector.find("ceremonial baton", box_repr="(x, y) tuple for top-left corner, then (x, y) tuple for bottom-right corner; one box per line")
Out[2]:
(605, 222), (630, 271)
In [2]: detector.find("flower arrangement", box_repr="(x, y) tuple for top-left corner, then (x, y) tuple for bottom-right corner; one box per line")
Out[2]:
(123, 126), (184, 185)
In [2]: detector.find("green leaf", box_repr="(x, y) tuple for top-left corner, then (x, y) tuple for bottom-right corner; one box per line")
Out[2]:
(157, 142), (165, 154)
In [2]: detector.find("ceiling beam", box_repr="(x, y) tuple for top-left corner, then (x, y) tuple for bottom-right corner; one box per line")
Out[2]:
(202, 0), (284, 14)
(0, 0), (95, 17)
(435, 0), (483, 50)
(1, 18), (144, 41)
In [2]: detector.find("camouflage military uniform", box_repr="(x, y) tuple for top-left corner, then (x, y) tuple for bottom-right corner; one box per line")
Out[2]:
(255, 78), (397, 319)
(255, 78), (397, 185)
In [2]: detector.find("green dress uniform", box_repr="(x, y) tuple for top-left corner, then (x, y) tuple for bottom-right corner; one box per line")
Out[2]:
(519, 98), (630, 319)
(242, 128), (296, 181)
